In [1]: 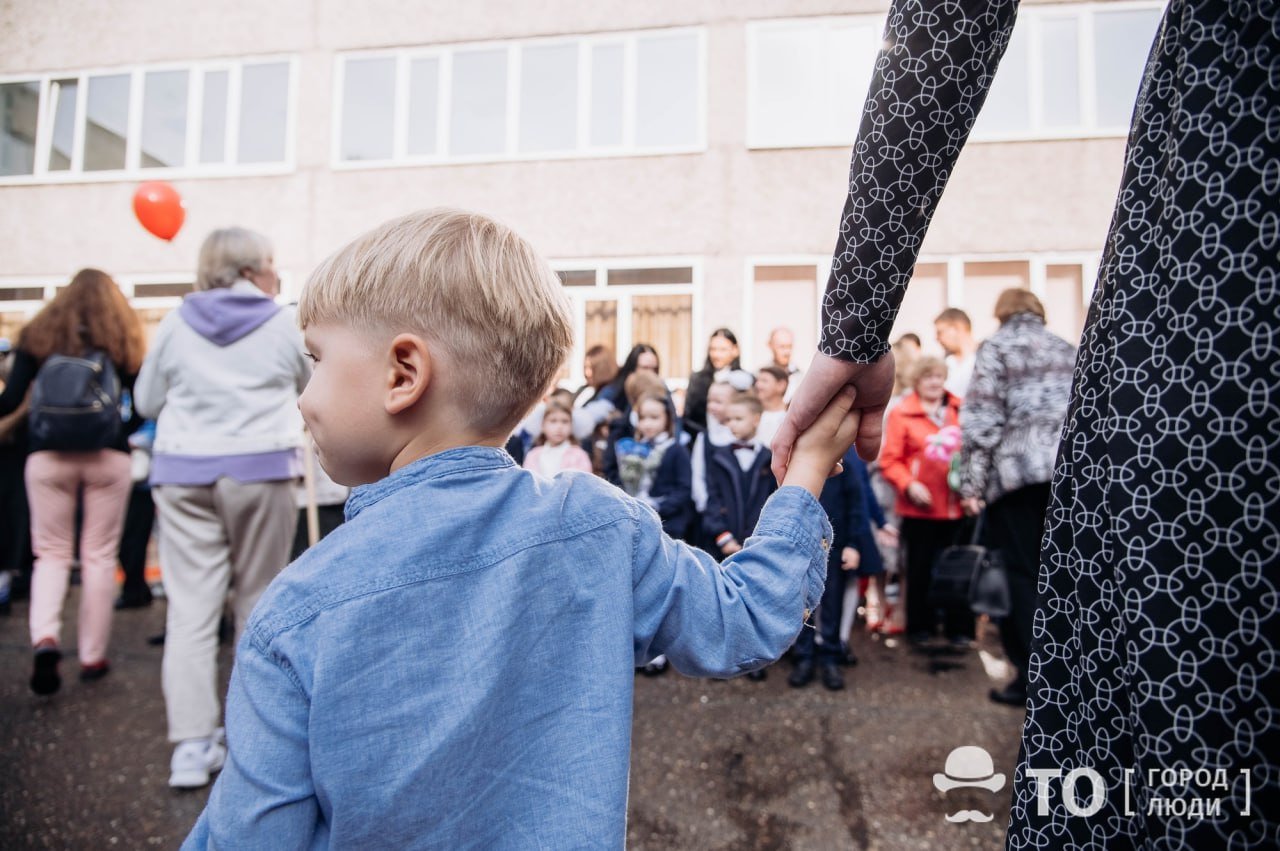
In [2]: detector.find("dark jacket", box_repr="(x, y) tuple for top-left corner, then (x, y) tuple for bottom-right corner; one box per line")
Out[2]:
(607, 434), (692, 540)
(702, 443), (777, 549)
(823, 450), (885, 576)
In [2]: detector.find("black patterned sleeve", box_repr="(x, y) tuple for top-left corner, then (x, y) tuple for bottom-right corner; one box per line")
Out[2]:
(821, 0), (1021, 363)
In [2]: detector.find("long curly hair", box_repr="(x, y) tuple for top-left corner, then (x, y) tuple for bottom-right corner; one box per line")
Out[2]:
(19, 269), (145, 373)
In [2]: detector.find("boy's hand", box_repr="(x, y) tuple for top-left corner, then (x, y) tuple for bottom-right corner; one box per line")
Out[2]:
(721, 540), (743, 556)
(771, 352), (895, 481)
(781, 386), (859, 498)
(841, 547), (860, 571)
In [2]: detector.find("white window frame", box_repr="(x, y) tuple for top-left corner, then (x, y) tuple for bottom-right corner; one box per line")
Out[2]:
(552, 257), (703, 390)
(971, 0), (1166, 142)
(745, 1), (1165, 150)
(331, 27), (708, 170)
(741, 255), (830, 371)
(745, 250), (1100, 356)
(745, 14), (887, 150)
(0, 54), (298, 186)
(0, 271), (299, 316)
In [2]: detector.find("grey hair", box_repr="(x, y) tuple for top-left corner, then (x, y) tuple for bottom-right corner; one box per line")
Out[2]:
(196, 227), (273, 291)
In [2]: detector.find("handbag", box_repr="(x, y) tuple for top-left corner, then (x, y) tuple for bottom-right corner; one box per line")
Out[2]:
(928, 513), (1011, 618)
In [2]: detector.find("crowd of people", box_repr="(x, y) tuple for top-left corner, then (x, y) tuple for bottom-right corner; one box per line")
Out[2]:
(0, 231), (1078, 793)
(500, 297), (1076, 697)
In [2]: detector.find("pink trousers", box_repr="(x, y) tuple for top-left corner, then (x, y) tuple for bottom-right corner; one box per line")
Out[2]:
(25, 449), (132, 664)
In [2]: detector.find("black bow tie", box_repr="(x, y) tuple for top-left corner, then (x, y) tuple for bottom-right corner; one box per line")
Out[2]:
(731, 442), (756, 452)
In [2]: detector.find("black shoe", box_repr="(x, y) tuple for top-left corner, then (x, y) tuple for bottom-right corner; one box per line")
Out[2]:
(114, 590), (153, 609)
(908, 632), (933, 649)
(839, 642), (858, 667)
(788, 658), (815, 688)
(989, 683), (1027, 707)
(79, 660), (111, 683)
(746, 668), (768, 682)
(30, 646), (62, 695)
(819, 661), (845, 691)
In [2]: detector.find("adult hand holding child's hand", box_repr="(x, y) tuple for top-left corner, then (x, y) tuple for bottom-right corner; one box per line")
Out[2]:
(781, 385), (860, 498)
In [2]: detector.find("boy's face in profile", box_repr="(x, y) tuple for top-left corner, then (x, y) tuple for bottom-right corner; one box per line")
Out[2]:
(299, 323), (393, 487)
(725, 402), (761, 443)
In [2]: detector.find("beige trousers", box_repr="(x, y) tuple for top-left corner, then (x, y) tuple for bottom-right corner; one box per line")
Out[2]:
(153, 478), (296, 743)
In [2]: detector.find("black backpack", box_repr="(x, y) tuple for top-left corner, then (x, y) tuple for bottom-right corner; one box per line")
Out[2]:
(28, 350), (123, 451)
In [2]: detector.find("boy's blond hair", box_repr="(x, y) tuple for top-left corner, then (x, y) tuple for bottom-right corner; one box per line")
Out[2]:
(300, 208), (574, 434)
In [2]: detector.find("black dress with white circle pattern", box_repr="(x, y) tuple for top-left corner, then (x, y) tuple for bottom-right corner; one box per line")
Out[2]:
(821, 1), (1279, 847)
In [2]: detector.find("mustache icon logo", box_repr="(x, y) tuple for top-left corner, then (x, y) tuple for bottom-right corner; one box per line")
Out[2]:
(935, 746), (1006, 825)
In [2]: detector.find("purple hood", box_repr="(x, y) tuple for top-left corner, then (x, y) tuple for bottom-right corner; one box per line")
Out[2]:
(179, 287), (282, 346)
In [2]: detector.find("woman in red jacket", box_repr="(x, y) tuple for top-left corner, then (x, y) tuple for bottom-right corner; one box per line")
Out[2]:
(879, 356), (971, 647)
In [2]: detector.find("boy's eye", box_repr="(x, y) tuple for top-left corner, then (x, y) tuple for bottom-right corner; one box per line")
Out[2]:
(304, 351), (318, 362)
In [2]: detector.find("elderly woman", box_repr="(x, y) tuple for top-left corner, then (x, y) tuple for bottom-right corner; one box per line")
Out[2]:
(135, 227), (310, 789)
(878, 356), (967, 647)
(956, 289), (1075, 706)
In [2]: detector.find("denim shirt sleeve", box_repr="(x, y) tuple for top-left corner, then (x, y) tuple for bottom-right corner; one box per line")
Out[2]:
(630, 485), (832, 676)
(182, 639), (322, 851)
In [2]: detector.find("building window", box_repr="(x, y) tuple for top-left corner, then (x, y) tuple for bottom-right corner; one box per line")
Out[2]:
(554, 261), (700, 385)
(889, 256), (1094, 345)
(746, 17), (881, 149)
(747, 2), (1165, 149)
(748, 255), (1093, 363)
(0, 56), (295, 183)
(749, 264), (823, 371)
(334, 28), (705, 167)
(970, 3), (1165, 139)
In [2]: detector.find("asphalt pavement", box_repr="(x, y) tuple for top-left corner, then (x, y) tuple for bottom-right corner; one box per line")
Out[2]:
(1, 591), (1023, 849)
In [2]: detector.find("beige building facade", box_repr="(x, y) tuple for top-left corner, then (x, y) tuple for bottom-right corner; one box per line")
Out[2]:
(0, 0), (1164, 383)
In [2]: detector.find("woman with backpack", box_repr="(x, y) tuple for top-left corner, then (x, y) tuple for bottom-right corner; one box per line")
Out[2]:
(0, 268), (145, 695)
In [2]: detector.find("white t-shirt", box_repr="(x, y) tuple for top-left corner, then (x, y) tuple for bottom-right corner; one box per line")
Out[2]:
(945, 352), (976, 399)
(755, 409), (786, 448)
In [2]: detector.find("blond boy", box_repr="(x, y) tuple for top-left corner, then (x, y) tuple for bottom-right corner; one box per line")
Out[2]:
(183, 209), (857, 849)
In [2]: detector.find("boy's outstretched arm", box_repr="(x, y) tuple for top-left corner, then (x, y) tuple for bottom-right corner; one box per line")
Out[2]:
(631, 390), (859, 676)
(181, 641), (321, 851)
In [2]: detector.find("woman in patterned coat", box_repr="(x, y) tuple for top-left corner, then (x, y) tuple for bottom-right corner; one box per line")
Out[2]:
(771, 2), (1278, 846)
(955, 289), (1075, 707)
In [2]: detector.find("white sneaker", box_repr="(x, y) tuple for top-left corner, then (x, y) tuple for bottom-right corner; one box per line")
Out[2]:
(169, 729), (227, 789)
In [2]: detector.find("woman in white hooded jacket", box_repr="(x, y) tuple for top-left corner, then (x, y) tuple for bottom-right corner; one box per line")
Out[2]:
(134, 227), (310, 790)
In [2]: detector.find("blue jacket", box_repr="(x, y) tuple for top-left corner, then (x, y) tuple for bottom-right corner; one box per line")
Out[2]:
(182, 446), (830, 850)
(702, 443), (778, 548)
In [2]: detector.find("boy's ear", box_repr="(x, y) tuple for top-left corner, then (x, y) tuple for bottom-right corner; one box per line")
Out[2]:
(384, 333), (432, 415)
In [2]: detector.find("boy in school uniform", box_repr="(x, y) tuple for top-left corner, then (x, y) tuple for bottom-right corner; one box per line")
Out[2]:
(181, 209), (859, 849)
(702, 393), (781, 680)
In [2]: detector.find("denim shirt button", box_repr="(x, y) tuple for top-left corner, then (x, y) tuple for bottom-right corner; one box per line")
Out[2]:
(820, 537), (830, 552)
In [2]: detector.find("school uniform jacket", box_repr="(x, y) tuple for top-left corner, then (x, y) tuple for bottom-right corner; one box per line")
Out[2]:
(702, 444), (778, 546)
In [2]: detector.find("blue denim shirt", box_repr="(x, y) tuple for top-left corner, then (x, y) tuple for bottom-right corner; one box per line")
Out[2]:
(183, 446), (831, 850)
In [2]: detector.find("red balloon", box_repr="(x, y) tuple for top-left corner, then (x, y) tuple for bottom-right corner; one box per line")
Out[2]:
(132, 181), (186, 241)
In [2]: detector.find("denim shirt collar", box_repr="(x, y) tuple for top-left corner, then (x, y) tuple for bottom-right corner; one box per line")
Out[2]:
(345, 446), (514, 520)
